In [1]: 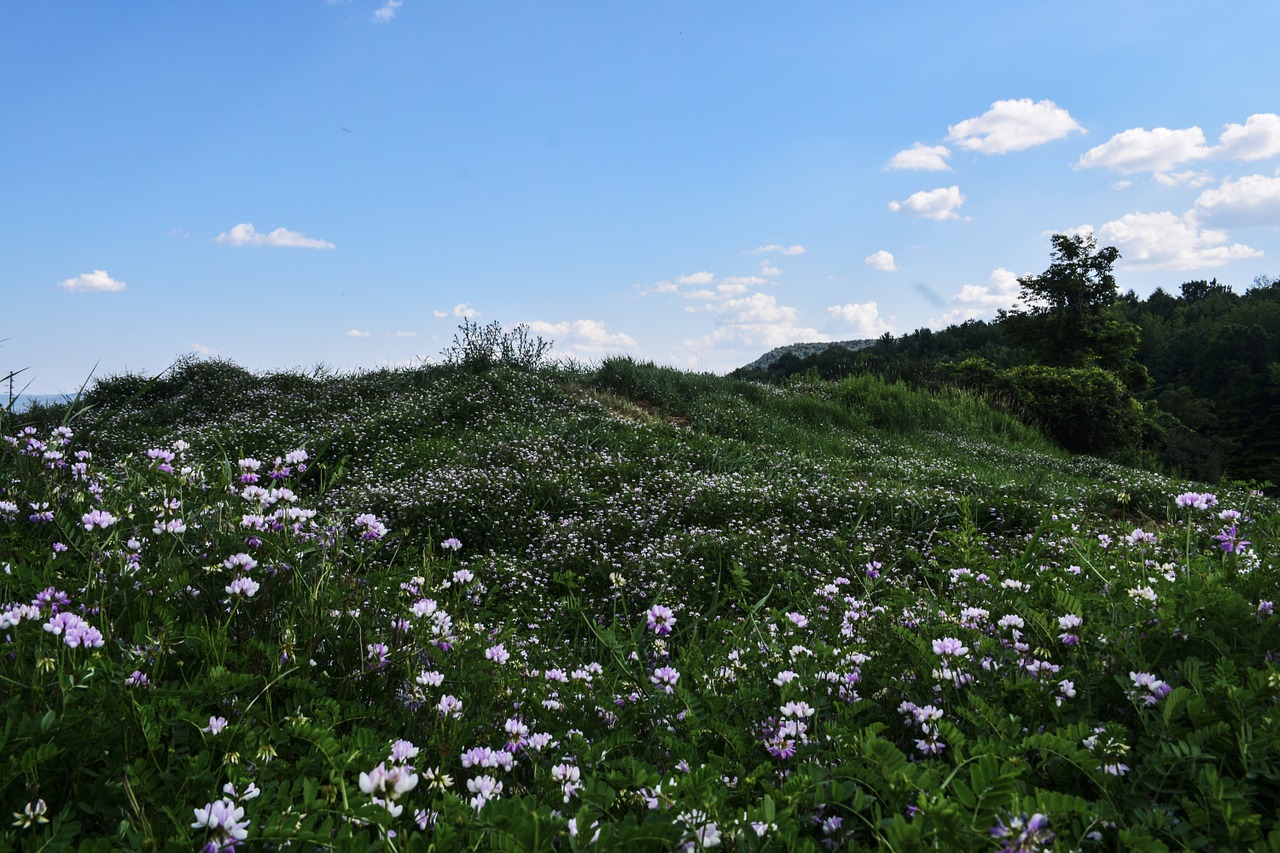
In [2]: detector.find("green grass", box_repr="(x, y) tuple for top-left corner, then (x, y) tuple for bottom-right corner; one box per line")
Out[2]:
(1, 355), (1277, 851)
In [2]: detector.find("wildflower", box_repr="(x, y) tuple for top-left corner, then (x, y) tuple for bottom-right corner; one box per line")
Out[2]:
(225, 577), (260, 599)
(466, 774), (503, 810)
(773, 669), (798, 686)
(359, 761), (419, 801)
(931, 637), (969, 658)
(677, 809), (721, 850)
(452, 568), (475, 584)
(1129, 586), (1158, 605)
(1175, 491), (1217, 510)
(422, 766), (453, 791)
(1055, 679), (1076, 706)
(1213, 525), (1250, 554)
(222, 782), (261, 801)
(438, 694), (463, 718)
(81, 509), (118, 530)
(780, 700), (814, 718)
(354, 513), (388, 541)
(390, 739), (420, 764)
(367, 642), (390, 668)
(484, 643), (510, 665)
(1129, 671), (1172, 706)
(441, 537), (463, 551)
(204, 716), (229, 735)
(1057, 614), (1082, 646)
(1125, 528), (1156, 546)
(1259, 601), (1274, 617)
(223, 553), (258, 573)
(43, 612), (104, 648)
(990, 812), (1054, 853)
(646, 603), (676, 636)
(12, 799), (50, 829)
(1097, 533), (1111, 548)
(651, 665), (681, 694)
(126, 670), (152, 689)
(416, 669), (444, 687)
(191, 797), (250, 851)
(237, 458), (261, 484)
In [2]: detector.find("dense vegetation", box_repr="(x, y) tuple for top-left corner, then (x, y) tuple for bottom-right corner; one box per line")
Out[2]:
(2, 326), (1278, 850)
(734, 235), (1280, 488)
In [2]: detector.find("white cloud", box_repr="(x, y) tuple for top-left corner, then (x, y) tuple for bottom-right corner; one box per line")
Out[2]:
(345, 329), (371, 338)
(1076, 126), (1209, 174)
(932, 268), (1024, 327)
(432, 310), (449, 319)
(372, 0), (402, 22)
(1093, 211), (1261, 270)
(887, 143), (952, 171)
(750, 244), (806, 255)
(214, 223), (335, 249)
(677, 271), (715, 285)
(694, 292), (826, 349)
(865, 250), (897, 271)
(450, 302), (479, 318)
(191, 343), (218, 356)
(759, 260), (781, 276)
(389, 330), (417, 338)
(58, 269), (126, 293)
(947, 99), (1084, 154)
(1213, 113), (1280, 162)
(1194, 174), (1280, 227)
(1153, 170), (1214, 188)
(826, 301), (892, 338)
(525, 319), (637, 355)
(888, 186), (965, 220)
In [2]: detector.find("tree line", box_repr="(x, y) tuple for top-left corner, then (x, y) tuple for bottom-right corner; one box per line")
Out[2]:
(733, 234), (1280, 487)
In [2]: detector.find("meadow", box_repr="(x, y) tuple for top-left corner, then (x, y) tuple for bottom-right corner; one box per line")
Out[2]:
(2, 338), (1277, 851)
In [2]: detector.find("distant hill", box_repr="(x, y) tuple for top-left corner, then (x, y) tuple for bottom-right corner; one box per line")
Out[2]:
(737, 339), (875, 373)
(4, 394), (74, 413)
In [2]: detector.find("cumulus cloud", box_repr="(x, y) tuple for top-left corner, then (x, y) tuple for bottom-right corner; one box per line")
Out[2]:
(525, 319), (637, 355)
(887, 143), (952, 171)
(372, 0), (402, 22)
(214, 223), (335, 249)
(888, 186), (965, 220)
(691, 292), (826, 350)
(826, 301), (892, 337)
(191, 343), (218, 356)
(1195, 174), (1280, 227)
(58, 269), (126, 292)
(865, 250), (897, 272)
(1077, 126), (1210, 174)
(345, 329), (371, 338)
(1213, 113), (1280, 162)
(1093, 211), (1261, 271)
(677, 271), (715, 285)
(433, 303), (479, 319)
(947, 99), (1084, 154)
(750, 244), (806, 255)
(759, 260), (782, 276)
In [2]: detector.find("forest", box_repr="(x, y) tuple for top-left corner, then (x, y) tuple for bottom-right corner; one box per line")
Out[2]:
(733, 234), (1280, 488)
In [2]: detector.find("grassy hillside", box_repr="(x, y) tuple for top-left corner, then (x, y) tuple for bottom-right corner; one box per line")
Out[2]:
(2, 352), (1277, 850)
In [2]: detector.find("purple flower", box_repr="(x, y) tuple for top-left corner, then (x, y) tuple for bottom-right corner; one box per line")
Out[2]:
(1175, 491), (1217, 510)
(646, 604), (676, 636)
(354, 513), (388, 541)
(651, 665), (680, 694)
(1213, 525), (1250, 554)
(441, 537), (463, 551)
(192, 797), (250, 851)
(990, 812), (1053, 852)
(81, 509), (118, 531)
(931, 637), (969, 658)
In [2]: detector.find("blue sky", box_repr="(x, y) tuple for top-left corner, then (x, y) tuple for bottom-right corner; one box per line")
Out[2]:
(5, 1), (1280, 393)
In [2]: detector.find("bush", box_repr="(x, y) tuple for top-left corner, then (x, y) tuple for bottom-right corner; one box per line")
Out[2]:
(441, 320), (553, 372)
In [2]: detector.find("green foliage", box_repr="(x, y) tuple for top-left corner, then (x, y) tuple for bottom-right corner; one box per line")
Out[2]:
(1, 347), (1278, 849)
(441, 319), (554, 372)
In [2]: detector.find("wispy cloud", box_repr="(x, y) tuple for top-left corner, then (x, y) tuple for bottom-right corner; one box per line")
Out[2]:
(345, 329), (371, 338)
(58, 269), (126, 292)
(947, 99), (1084, 154)
(888, 186), (966, 221)
(372, 0), (402, 23)
(214, 223), (335, 249)
(749, 244), (806, 255)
